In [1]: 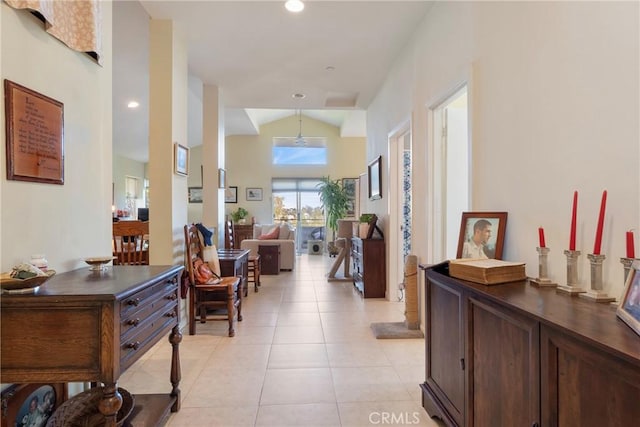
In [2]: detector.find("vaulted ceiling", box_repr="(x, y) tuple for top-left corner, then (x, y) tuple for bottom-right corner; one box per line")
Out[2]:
(113, 1), (432, 162)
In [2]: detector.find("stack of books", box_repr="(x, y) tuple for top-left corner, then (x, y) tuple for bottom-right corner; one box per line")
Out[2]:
(449, 258), (526, 285)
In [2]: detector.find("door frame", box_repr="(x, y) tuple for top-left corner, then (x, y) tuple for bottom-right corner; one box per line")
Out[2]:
(388, 118), (411, 301)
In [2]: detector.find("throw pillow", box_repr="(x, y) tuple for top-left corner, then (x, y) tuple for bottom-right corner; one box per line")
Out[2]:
(202, 245), (221, 276)
(258, 226), (279, 240)
(278, 223), (291, 240)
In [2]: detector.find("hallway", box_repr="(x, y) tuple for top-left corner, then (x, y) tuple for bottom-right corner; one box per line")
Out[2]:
(119, 253), (441, 426)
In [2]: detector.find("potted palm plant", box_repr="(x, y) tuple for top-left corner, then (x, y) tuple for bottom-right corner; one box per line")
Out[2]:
(316, 176), (349, 254)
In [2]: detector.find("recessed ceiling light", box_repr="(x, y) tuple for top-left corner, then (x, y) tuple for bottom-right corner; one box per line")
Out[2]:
(292, 93), (306, 99)
(285, 0), (304, 13)
(127, 101), (140, 109)
(325, 66), (335, 72)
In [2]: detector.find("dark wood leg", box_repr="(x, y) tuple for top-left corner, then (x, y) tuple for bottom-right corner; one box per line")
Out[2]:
(236, 279), (243, 322)
(169, 324), (182, 412)
(188, 286), (195, 335)
(98, 383), (122, 427)
(227, 284), (235, 337)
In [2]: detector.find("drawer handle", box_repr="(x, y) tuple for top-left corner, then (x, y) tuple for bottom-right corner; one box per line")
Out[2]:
(165, 311), (177, 318)
(127, 341), (141, 350)
(127, 318), (140, 326)
(127, 298), (141, 307)
(166, 293), (178, 301)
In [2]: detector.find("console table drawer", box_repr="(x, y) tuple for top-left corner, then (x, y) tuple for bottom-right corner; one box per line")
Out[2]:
(120, 277), (178, 319)
(120, 287), (178, 340)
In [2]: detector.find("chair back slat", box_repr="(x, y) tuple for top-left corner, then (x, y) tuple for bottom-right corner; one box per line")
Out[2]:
(112, 220), (149, 265)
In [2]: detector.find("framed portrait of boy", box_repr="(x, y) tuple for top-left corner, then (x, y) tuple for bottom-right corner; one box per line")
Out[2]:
(456, 212), (508, 260)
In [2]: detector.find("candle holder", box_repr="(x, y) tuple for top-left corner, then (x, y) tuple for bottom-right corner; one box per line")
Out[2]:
(530, 247), (557, 287)
(579, 254), (616, 303)
(557, 250), (586, 295)
(620, 257), (638, 284)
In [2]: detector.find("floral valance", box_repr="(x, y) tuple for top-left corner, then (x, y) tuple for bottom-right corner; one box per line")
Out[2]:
(4, 0), (102, 64)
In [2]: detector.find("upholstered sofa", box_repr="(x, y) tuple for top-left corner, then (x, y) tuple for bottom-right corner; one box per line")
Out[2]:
(240, 223), (296, 271)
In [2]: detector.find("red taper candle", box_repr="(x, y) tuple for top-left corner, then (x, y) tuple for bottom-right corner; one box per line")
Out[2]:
(627, 230), (635, 258)
(593, 190), (607, 255)
(538, 227), (546, 248)
(569, 191), (577, 251)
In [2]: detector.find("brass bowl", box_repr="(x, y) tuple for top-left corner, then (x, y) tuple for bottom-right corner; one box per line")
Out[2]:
(0, 270), (55, 294)
(84, 256), (115, 271)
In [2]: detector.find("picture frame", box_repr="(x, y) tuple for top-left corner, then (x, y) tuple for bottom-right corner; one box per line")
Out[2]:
(174, 143), (189, 176)
(246, 187), (263, 201)
(4, 79), (65, 185)
(342, 178), (359, 218)
(1, 383), (67, 427)
(617, 260), (640, 337)
(368, 155), (382, 200)
(225, 186), (238, 203)
(188, 186), (203, 203)
(456, 212), (508, 260)
(218, 168), (226, 189)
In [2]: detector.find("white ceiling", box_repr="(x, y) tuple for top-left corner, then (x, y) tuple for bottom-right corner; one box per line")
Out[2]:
(113, 1), (432, 162)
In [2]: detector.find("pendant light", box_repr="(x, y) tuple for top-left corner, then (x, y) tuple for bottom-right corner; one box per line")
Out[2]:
(295, 109), (306, 145)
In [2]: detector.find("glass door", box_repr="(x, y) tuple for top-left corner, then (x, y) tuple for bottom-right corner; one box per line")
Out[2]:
(272, 178), (325, 254)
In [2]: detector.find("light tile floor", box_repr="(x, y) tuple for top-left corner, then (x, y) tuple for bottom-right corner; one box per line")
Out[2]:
(119, 254), (443, 427)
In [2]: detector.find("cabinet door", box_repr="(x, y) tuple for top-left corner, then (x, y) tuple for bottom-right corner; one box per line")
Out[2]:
(468, 297), (540, 427)
(541, 325), (640, 427)
(424, 276), (465, 426)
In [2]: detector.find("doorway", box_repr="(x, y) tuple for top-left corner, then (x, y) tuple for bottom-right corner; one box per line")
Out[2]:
(389, 121), (412, 301)
(432, 85), (469, 261)
(272, 178), (325, 254)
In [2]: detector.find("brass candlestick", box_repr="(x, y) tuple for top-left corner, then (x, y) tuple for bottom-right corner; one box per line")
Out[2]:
(557, 250), (585, 295)
(530, 247), (557, 287)
(580, 254), (615, 302)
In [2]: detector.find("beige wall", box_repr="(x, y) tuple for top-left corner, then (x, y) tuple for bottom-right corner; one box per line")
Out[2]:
(222, 115), (366, 224)
(1, 3), (113, 272)
(368, 1), (639, 304)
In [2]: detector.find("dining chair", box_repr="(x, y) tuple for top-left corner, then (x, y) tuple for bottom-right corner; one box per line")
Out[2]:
(184, 224), (242, 337)
(224, 219), (235, 249)
(112, 220), (149, 265)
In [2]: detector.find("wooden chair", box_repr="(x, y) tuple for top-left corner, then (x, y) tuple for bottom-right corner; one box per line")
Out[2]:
(224, 219), (235, 249)
(248, 254), (261, 292)
(113, 220), (149, 265)
(184, 224), (242, 337)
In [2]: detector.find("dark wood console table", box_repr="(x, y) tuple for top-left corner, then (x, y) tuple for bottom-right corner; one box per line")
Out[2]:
(420, 262), (640, 427)
(218, 248), (250, 296)
(0, 265), (184, 427)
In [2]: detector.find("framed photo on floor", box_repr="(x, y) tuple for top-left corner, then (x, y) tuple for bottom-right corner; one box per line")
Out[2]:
(456, 212), (508, 259)
(1, 383), (67, 427)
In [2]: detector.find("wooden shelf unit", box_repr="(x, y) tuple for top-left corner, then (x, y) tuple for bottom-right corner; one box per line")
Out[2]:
(351, 237), (386, 298)
(420, 262), (640, 427)
(1, 265), (184, 427)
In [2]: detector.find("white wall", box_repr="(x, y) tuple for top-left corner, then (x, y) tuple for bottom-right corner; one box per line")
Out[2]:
(1, 3), (113, 272)
(368, 1), (639, 303)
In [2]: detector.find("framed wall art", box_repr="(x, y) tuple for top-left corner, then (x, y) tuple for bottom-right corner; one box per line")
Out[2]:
(225, 186), (238, 203)
(188, 186), (203, 203)
(456, 212), (508, 260)
(617, 260), (640, 337)
(368, 155), (382, 200)
(174, 143), (189, 176)
(342, 177), (359, 218)
(1, 383), (67, 427)
(4, 79), (64, 184)
(246, 187), (263, 201)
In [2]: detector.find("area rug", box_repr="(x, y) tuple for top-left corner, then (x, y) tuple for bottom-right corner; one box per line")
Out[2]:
(370, 322), (424, 339)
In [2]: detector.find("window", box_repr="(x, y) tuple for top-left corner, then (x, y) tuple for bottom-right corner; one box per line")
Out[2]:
(272, 137), (327, 165)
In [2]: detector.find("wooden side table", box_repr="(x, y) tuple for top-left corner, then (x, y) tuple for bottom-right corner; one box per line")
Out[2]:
(258, 245), (279, 275)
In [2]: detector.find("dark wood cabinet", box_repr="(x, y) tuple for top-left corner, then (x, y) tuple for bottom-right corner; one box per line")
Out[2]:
(421, 262), (640, 427)
(351, 237), (386, 298)
(1, 265), (184, 427)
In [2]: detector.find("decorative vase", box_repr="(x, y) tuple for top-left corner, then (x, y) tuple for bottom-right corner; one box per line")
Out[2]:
(359, 223), (369, 239)
(238, 218), (247, 225)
